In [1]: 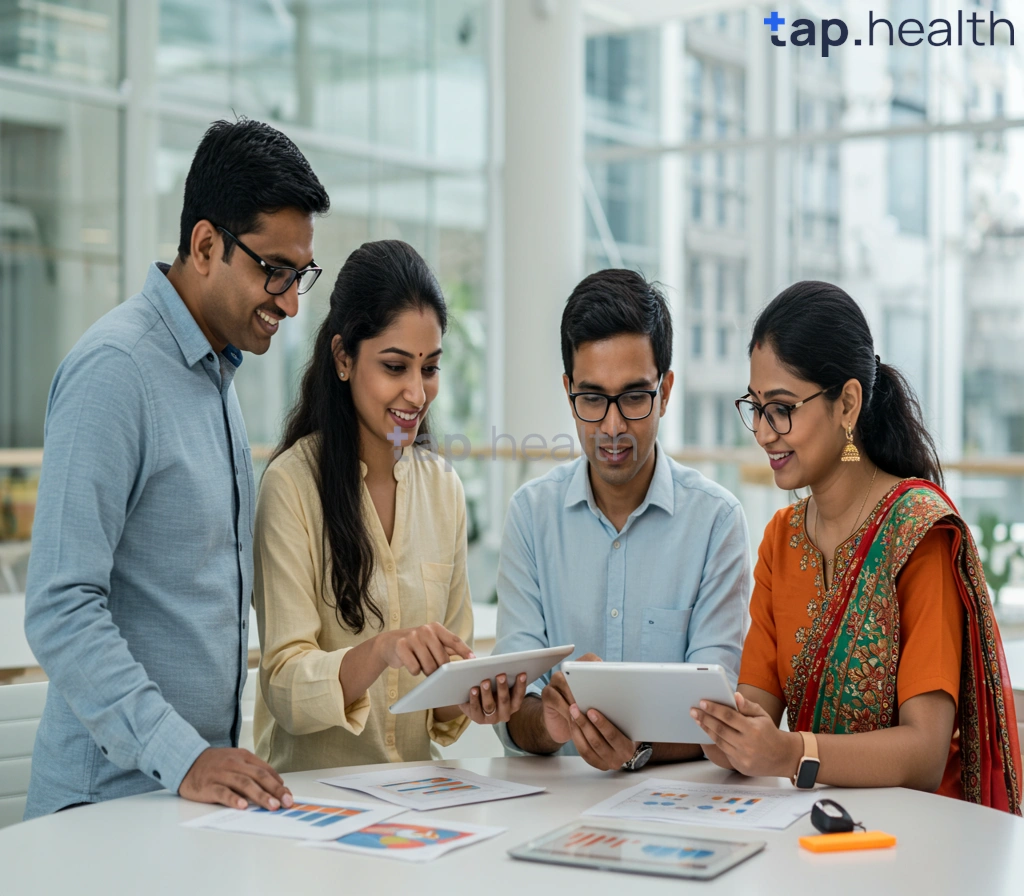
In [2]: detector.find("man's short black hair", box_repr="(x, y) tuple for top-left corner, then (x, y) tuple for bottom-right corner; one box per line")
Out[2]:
(177, 118), (330, 261)
(560, 269), (673, 381)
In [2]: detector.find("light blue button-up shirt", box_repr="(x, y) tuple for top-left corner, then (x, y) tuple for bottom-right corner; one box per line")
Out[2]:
(493, 444), (751, 756)
(23, 263), (254, 818)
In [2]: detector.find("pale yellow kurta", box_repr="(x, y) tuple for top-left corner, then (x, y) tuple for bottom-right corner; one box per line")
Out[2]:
(252, 435), (474, 773)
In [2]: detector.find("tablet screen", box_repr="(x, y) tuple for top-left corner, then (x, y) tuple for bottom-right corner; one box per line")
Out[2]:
(510, 821), (764, 880)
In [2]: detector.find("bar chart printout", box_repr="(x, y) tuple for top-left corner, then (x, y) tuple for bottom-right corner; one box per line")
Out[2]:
(583, 778), (820, 830)
(183, 796), (402, 841)
(320, 765), (545, 810)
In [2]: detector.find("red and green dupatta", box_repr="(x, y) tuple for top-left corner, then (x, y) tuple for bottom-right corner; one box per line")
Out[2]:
(788, 479), (1021, 814)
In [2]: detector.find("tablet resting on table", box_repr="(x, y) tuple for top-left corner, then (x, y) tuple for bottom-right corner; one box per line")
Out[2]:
(388, 644), (575, 714)
(509, 820), (764, 881)
(562, 661), (737, 744)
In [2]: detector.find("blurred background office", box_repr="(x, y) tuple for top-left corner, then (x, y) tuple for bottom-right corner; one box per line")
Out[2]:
(3, 0), (1024, 656)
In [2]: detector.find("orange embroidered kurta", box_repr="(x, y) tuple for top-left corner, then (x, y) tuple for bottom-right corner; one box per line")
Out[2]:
(739, 498), (965, 798)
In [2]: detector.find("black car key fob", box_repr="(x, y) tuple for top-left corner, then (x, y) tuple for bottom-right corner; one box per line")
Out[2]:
(811, 798), (856, 833)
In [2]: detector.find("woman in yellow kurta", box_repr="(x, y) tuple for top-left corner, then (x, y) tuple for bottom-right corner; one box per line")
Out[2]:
(253, 240), (526, 773)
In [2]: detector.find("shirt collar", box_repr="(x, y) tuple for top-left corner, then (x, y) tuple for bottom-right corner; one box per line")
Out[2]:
(144, 262), (243, 370)
(358, 444), (418, 481)
(564, 442), (675, 518)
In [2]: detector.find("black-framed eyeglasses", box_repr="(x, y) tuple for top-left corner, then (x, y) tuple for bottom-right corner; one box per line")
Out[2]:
(734, 388), (832, 436)
(215, 225), (322, 296)
(569, 376), (664, 423)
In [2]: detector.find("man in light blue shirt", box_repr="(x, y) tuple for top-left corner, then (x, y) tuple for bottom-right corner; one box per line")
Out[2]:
(23, 119), (330, 818)
(496, 269), (751, 771)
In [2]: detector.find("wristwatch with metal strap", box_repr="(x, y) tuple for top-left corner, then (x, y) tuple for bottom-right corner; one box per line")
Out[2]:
(622, 741), (654, 771)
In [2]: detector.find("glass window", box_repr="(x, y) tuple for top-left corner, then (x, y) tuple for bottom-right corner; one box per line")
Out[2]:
(0, 0), (120, 87)
(0, 98), (121, 446)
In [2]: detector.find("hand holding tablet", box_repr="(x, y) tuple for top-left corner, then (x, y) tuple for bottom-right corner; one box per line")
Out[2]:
(561, 661), (737, 745)
(388, 645), (575, 714)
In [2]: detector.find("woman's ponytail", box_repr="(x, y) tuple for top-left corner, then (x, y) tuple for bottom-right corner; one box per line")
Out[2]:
(860, 361), (943, 487)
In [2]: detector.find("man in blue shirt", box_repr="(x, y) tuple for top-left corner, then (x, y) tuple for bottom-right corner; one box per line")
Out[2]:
(495, 270), (751, 772)
(23, 119), (330, 818)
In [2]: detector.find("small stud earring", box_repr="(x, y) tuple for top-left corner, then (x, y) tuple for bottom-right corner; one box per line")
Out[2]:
(339, 372), (346, 380)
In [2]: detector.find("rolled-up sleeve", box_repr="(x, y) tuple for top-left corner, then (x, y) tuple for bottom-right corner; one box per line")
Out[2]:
(24, 346), (208, 794)
(683, 502), (751, 688)
(253, 463), (370, 737)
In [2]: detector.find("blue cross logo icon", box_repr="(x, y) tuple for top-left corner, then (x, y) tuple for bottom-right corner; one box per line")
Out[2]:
(763, 11), (785, 31)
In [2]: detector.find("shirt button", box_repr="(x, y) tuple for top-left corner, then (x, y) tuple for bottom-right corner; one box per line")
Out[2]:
(238, 544), (242, 553)
(611, 609), (619, 618)
(385, 734), (395, 746)
(388, 688), (398, 699)
(613, 541), (621, 549)
(391, 612), (399, 622)
(206, 353), (214, 362)
(386, 562), (395, 572)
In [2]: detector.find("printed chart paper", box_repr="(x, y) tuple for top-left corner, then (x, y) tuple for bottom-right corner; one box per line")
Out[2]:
(319, 765), (545, 810)
(184, 796), (402, 841)
(301, 815), (506, 862)
(583, 778), (820, 830)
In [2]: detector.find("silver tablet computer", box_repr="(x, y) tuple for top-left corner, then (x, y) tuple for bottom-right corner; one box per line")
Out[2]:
(561, 661), (737, 744)
(509, 820), (764, 881)
(388, 644), (575, 714)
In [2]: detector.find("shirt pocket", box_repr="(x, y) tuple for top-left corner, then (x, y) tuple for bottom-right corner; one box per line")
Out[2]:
(421, 562), (454, 623)
(640, 607), (692, 663)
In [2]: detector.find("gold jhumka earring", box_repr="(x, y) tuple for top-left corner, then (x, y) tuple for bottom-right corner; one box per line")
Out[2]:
(841, 424), (861, 463)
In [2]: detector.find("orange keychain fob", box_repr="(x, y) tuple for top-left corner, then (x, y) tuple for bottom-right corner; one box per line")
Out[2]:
(800, 831), (897, 852)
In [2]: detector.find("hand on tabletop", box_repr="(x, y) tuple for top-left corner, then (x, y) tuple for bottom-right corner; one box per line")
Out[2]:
(179, 747), (293, 811)
(460, 672), (528, 724)
(373, 622), (475, 676)
(691, 691), (799, 778)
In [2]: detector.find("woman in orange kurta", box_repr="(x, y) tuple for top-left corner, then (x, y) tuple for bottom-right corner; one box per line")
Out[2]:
(691, 281), (1020, 812)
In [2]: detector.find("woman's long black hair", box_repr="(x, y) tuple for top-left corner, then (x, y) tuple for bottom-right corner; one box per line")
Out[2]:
(749, 281), (943, 487)
(275, 240), (448, 634)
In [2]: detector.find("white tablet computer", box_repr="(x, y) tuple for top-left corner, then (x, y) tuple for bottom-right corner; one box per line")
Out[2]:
(561, 662), (737, 744)
(388, 644), (575, 714)
(509, 820), (764, 881)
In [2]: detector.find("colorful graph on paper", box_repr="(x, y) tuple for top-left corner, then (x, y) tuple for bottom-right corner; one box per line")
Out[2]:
(184, 796), (402, 841)
(320, 765), (545, 810)
(250, 801), (368, 828)
(582, 778), (819, 830)
(336, 822), (473, 851)
(634, 790), (763, 816)
(382, 776), (482, 798)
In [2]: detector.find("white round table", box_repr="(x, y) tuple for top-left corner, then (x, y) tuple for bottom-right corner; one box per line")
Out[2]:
(2, 757), (1022, 895)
